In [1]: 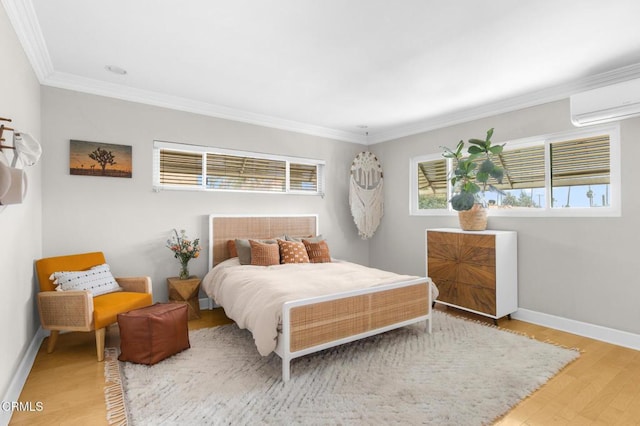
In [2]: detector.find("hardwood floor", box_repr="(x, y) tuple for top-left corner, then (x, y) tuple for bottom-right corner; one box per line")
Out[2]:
(9, 306), (640, 425)
(9, 308), (233, 426)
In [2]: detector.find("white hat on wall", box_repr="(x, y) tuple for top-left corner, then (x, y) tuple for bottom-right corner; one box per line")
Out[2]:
(0, 160), (11, 199)
(14, 132), (42, 166)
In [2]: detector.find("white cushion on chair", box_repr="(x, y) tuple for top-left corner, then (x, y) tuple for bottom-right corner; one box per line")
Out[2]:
(50, 263), (122, 297)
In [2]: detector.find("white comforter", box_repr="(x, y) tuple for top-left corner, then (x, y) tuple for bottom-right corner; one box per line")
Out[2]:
(202, 258), (431, 356)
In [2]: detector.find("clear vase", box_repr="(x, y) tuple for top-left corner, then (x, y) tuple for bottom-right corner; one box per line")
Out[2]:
(179, 261), (190, 280)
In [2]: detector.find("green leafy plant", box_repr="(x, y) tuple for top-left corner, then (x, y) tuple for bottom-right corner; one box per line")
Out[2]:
(442, 128), (507, 211)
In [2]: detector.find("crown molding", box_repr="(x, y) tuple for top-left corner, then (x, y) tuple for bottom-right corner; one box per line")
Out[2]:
(5, 0), (640, 146)
(2, 0), (53, 81)
(40, 60), (640, 146)
(367, 62), (640, 144)
(43, 72), (368, 144)
(2, 0), (367, 144)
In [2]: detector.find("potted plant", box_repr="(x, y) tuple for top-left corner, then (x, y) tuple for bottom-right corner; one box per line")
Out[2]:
(442, 128), (506, 231)
(166, 229), (202, 279)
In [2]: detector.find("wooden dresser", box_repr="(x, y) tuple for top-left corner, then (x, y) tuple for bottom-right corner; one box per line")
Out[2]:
(426, 228), (517, 321)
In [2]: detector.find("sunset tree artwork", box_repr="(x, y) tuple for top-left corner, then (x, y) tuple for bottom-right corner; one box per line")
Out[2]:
(69, 139), (132, 178)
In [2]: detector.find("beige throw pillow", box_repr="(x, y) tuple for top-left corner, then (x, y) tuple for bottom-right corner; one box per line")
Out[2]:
(50, 263), (123, 297)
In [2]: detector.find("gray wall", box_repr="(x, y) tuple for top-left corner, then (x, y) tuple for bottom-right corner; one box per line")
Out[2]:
(369, 100), (640, 335)
(41, 87), (369, 302)
(0, 5), (42, 401)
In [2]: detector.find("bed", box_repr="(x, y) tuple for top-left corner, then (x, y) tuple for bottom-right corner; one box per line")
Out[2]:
(203, 214), (434, 381)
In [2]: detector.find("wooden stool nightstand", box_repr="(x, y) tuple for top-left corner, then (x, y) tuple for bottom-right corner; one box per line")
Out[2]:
(167, 276), (201, 320)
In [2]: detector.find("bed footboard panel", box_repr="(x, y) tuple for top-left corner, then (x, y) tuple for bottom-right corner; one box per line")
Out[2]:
(288, 282), (429, 353)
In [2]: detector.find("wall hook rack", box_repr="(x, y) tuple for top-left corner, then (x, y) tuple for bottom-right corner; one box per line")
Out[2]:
(0, 117), (17, 151)
(0, 116), (41, 205)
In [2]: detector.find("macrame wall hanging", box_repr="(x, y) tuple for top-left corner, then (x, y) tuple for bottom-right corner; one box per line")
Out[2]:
(349, 151), (384, 239)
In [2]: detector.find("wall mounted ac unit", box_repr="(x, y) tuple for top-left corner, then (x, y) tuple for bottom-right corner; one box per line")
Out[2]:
(570, 78), (640, 126)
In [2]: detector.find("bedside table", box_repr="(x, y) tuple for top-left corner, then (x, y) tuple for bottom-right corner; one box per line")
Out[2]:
(167, 276), (201, 320)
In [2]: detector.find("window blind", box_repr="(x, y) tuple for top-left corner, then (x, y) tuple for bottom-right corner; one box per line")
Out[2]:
(159, 150), (203, 186)
(551, 135), (610, 187)
(154, 141), (324, 195)
(206, 153), (286, 192)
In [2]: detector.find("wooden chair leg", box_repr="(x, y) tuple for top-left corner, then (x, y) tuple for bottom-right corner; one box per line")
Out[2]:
(46, 330), (59, 353)
(95, 328), (106, 362)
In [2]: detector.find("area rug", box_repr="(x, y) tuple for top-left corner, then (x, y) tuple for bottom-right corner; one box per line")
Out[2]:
(104, 311), (579, 425)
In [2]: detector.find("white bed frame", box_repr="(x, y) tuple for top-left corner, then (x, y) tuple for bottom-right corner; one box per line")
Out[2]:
(208, 214), (433, 382)
(277, 278), (431, 381)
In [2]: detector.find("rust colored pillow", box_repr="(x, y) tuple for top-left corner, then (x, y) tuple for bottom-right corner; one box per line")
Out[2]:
(227, 240), (238, 258)
(303, 239), (332, 263)
(277, 239), (310, 264)
(249, 240), (280, 266)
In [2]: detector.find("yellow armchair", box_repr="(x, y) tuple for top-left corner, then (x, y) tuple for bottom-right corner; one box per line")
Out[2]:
(35, 252), (153, 361)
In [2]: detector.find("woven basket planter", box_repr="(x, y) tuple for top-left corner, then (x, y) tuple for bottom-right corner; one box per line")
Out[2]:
(457, 204), (488, 231)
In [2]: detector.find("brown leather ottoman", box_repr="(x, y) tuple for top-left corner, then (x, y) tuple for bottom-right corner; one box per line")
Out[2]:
(117, 303), (190, 365)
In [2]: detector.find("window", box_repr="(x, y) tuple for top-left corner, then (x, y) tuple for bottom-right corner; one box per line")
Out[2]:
(153, 141), (325, 195)
(413, 157), (449, 211)
(410, 125), (620, 217)
(549, 135), (611, 209)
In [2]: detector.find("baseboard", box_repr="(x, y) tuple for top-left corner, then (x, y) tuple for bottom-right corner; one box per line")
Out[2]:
(199, 297), (211, 310)
(512, 308), (640, 351)
(0, 327), (47, 426)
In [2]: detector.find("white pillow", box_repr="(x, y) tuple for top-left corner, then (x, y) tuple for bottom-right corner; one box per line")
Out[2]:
(50, 263), (122, 297)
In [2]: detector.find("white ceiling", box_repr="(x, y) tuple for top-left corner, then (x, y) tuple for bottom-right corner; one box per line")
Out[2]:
(5, 0), (640, 144)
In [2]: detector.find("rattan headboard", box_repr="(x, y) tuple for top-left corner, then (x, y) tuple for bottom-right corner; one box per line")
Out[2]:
(208, 214), (318, 269)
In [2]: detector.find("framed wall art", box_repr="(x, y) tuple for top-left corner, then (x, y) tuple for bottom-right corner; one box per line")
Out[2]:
(70, 140), (132, 178)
